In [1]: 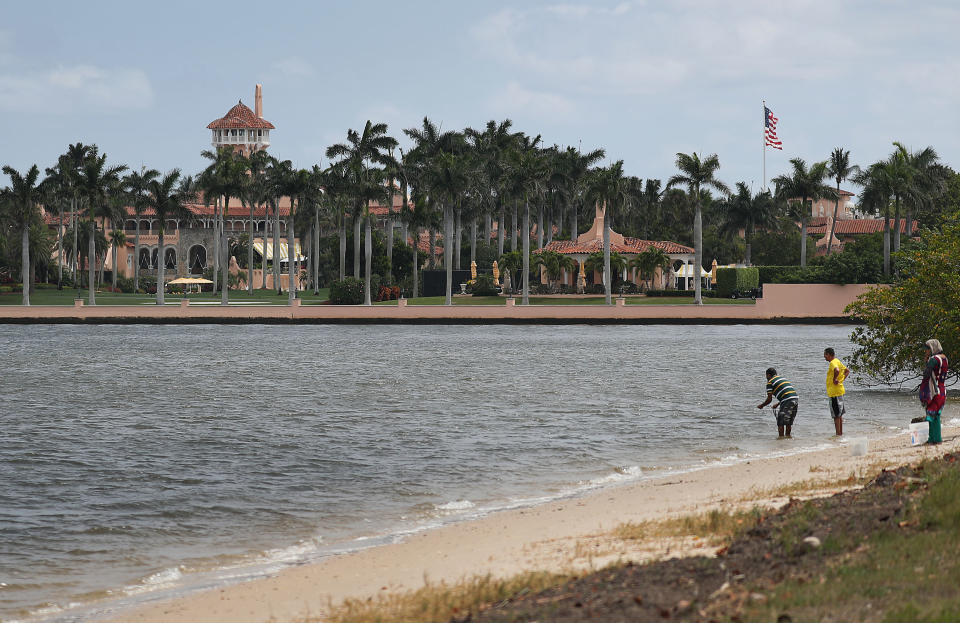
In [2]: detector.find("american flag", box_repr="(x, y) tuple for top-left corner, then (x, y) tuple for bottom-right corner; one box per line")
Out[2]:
(764, 106), (782, 150)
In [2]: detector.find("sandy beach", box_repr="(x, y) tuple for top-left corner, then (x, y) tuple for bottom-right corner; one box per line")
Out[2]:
(96, 425), (958, 623)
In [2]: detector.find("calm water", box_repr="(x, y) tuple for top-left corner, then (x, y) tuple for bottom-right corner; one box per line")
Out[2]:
(0, 324), (931, 621)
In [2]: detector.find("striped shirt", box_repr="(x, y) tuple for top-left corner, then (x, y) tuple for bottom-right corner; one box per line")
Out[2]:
(766, 375), (798, 403)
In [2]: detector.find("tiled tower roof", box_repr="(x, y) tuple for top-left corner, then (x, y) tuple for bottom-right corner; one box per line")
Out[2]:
(207, 100), (275, 130)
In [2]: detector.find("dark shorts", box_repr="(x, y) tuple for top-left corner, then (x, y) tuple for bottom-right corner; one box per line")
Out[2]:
(830, 396), (845, 419)
(777, 399), (798, 427)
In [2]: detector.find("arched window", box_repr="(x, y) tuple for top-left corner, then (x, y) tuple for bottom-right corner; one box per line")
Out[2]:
(139, 248), (152, 269)
(164, 248), (176, 269)
(188, 245), (207, 274)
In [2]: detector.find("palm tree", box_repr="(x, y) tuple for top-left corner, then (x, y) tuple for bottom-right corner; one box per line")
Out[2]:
(147, 170), (192, 305)
(80, 154), (127, 305)
(666, 153), (730, 304)
(825, 148), (857, 256)
(586, 161), (630, 304)
(853, 163), (895, 275)
(327, 120), (399, 281)
(717, 182), (778, 266)
(531, 249), (575, 290)
(242, 149), (271, 293)
(891, 142), (944, 242)
(629, 247), (671, 291)
(2, 164), (43, 305)
(771, 158), (834, 269)
(584, 250), (627, 289)
(201, 147), (247, 304)
(506, 135), (548, 305)
(124, 167), (160, 291)
(497, 250), (523, 295)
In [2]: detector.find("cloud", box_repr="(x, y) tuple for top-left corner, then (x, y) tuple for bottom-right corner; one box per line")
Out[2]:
(488, 81), (577, 121)
(0, 64), (153, 113)
(273, 56), (315, 77)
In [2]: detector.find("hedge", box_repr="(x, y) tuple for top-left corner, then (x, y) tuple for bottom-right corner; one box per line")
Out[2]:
(329, 277), (364, 304)
(716, 267), (759, 297)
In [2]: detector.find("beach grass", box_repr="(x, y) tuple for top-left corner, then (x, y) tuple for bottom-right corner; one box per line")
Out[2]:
(742, 456), (960, 622)
(0, 284), (330, 305)
(614, 506), (765, 546)
(320, 572), (569, 623)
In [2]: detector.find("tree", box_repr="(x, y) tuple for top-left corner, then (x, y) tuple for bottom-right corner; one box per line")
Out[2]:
(506, 135), (548, 305)
(716, 182), (778, 266)
(891, 142), (945, 241)
(531, 249), (575, 290)
(826, 148), (858, 256)
(2, 164), (43, 305)
(847, 222), (960, 386)
(666, 153), (730, 304)
(201, 147), (247, 305)
(497, 250), (523, 295)
(630, 247), (671, 290)
(79, 154), (127, 305)
(771, 158), (834, 269)
(586, 161), (629, 304)
(124, 166), (160, 292)
(146, 170), (193, 305)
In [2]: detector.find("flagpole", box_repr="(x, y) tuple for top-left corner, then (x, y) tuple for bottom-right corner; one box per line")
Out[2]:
(762, 100), (767, 191)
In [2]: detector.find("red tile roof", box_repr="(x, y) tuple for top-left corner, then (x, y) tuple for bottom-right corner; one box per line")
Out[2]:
(806, 218), (917, 235)
(544, 237), (694, 255)
(207, 100), (275, 130)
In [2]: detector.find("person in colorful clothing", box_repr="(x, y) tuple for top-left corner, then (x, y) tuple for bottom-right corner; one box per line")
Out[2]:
(919, 339), (948, 445)
(758, 367), (799, 439)
(824, 347), (849, 436)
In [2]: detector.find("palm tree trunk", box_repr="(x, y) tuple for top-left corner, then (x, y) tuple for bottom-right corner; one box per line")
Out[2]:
(799, 216), (808, 269)
(72, 198), (78, 285)
(338, 209), (346, 281)
(444, 205), (453, 306)
(893, 196), (902, 252)
(273, 200), (281, 293)
(353, 209), (361, 279)
(522, 200), (530, 305)
(411, 225), (419, 298)
(470, 217), (477, 265)
(906, 208), (913, 238)
(262, 207), (270, 289)
(827, 181), (840, 256)
(511, 200), (518, 252)
(221, 223), (229, 305)
(386, 197), (395, 284)
(603, 216), (612, 304)
(212, 204), (220, 293)
(111, 238), (118, 291)
(288, 201), (296, 305)
(247, 204), (254, 293)
(363, 214), (372, 306)
(454, 207), (462, 270)
(157, 232), (165, 305)
(693, 201), (703, 305)
(484, 214), (491, 245)
(883, 207), (891, 276)
(313, 205), (320, 295)
(745, 226), (753, 266)
(88, 221), (97, 306)
(134, 213), (142, 292)
(546, 206), (553, 245)
(21, 225), (30, 306)
(572, 202), (579, 242)
(498, 204), (505, 256)
(57, 206), (63, 288)
(429, 229), (436, 269)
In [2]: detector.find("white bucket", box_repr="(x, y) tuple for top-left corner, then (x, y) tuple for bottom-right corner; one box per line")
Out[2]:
(910, 422), (929, 446)
(849, 437), (869, 456)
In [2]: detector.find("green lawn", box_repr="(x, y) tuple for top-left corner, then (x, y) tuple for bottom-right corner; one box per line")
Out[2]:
(0, 285), (330, 305)
(375, 295), (755, 306)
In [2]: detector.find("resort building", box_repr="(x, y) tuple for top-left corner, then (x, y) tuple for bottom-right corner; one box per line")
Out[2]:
(543, 206), (697, 290)
(808, 216), (918, 254)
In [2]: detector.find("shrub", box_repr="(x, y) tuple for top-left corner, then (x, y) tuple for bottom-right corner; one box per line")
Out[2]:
(615, 281), (639, 295)
(645, 289), (717, 298)
(585, 283), (605, 295)
(329, 277), (364, 304)
(471, 274), (499, 296)
(116, 275), (135, 293)
(716, 267), (759, 297)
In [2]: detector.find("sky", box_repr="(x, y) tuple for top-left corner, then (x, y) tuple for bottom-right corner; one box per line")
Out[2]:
(2, 0), (958, 199)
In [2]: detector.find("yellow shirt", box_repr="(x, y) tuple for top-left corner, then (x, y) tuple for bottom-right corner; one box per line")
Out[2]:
(827, 358), (847, 397)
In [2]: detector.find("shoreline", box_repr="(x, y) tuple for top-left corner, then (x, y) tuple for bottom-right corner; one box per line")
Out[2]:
(90, 425), (959, 623)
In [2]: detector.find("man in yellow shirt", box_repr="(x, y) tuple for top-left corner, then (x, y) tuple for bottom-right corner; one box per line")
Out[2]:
(824, 347), (849, 436)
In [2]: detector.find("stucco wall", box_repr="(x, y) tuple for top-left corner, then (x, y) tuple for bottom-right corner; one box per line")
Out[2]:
(0, 283), (878, 323)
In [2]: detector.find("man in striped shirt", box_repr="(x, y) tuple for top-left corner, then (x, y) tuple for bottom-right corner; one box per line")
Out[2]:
(757, 367), (799, 438)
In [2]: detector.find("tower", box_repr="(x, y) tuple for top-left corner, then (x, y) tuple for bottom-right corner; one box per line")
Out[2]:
(206, 84), (275, 155)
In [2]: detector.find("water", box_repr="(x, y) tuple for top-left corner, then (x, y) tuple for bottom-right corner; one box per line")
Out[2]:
(0, 324), (930, 621)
